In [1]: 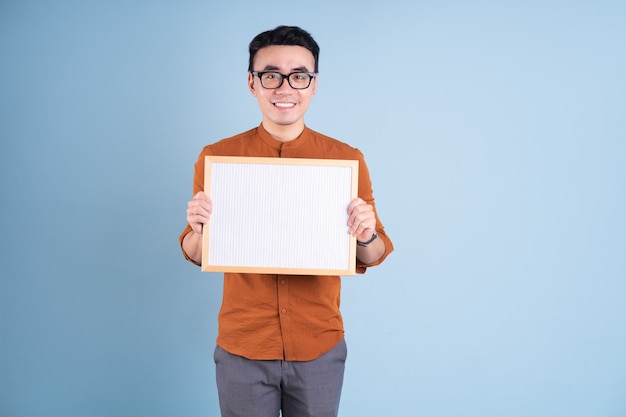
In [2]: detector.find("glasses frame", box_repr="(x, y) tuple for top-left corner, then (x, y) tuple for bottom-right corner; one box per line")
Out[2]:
(252, 71), (317, 90)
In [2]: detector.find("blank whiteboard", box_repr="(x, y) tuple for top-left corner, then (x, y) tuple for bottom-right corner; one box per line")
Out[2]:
(202, 156), (359, 275)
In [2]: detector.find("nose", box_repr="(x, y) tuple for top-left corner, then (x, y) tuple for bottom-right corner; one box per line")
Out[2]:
(275, 76), (296, 93)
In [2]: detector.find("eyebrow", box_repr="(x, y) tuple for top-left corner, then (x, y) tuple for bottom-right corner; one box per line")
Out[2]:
(261, 65), (312, 73)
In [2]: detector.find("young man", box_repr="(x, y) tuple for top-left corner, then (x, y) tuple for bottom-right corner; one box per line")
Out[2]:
(179, 25), (393, 417)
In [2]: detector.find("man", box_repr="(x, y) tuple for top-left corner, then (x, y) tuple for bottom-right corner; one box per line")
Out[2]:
(179, 25), (393, 417)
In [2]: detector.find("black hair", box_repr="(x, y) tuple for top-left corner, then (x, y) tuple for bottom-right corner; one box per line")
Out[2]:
(248, 25), (320, 73)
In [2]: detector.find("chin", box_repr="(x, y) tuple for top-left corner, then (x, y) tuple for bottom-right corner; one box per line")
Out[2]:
(272, 116), (302, 126)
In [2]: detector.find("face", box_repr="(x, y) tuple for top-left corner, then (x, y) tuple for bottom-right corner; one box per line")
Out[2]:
(248, 45), (318, 137)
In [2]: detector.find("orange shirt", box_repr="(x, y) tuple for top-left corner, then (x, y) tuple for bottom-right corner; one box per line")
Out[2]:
(179, 124), (393, 361)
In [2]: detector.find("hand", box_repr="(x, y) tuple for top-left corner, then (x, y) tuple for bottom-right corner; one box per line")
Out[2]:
(347, 198), (376, 243)
(186, 192), (212, 235)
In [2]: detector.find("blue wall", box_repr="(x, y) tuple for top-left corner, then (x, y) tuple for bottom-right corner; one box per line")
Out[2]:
(1, 1), (625, 416)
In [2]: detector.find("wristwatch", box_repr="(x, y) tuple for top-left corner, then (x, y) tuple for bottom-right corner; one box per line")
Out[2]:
(357, 231), (378, 247)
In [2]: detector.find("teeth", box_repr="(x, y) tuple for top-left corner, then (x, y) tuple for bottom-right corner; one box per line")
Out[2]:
(274, 102), (295, 108)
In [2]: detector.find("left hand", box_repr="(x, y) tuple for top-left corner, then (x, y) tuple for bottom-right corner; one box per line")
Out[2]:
(347, 198), (376, 242)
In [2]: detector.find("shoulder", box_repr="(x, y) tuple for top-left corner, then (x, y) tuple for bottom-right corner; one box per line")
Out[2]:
(201, 127), (258, 155)
(304, 127), (364, 160)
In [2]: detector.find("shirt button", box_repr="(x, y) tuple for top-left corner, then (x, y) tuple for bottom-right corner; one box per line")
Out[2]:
(281, 308), (287, 314)
(280, 280), (286, 285)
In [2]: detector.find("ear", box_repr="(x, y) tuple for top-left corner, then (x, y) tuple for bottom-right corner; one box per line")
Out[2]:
(248, 72), (257, 96)
(311, 74), (318, 96)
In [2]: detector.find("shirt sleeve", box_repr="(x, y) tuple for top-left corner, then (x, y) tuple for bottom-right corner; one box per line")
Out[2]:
(178, 146), (211, 266)
(354, 150), (394, 273)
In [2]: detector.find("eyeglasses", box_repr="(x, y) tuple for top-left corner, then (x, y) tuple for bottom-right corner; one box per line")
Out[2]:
(252, 71), (316, 90)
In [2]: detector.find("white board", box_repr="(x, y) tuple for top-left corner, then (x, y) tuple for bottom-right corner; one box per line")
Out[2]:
(202, 156), (358, 275)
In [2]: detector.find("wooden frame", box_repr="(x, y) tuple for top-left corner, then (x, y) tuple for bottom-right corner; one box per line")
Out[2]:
(202, 156), (359, 275)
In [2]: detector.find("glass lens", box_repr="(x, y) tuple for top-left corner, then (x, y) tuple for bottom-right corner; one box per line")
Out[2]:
(260, 72), (282, 88)
(288, 73), (311, 89)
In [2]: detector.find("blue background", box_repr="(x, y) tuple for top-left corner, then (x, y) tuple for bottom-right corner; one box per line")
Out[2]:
(1, 1), (625, 416)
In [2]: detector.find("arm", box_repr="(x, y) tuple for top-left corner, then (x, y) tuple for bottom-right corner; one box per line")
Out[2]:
(181, 191), (212, 265)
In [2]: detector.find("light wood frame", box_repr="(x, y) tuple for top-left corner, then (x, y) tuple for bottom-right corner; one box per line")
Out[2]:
(202, 156), (359, 275)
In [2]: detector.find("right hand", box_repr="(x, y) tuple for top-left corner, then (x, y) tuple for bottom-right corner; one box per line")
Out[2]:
(186, 192), (212, 235)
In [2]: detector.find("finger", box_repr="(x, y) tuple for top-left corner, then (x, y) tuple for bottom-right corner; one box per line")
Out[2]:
(193, 192), (213, 208)
(355, 219), (375, 236)
(188, 198), (213, 215)
(347, 199), (365, 227)
(186, 198), (212, 235)
(347, 197), (364, 214)
(194, 191), (210, 201)
(352, 211), (376, 234)
(348, 203), (373, 228)
(187, 205), (211, 222)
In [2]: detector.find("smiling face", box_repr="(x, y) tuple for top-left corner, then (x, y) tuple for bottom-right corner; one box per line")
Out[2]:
(248, 45), (318, 142)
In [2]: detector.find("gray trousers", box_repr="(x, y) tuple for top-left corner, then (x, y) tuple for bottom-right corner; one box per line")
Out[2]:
(214, 339), (347, 417)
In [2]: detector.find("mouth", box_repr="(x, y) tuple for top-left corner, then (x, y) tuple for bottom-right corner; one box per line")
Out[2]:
(273, 102), (296, 109)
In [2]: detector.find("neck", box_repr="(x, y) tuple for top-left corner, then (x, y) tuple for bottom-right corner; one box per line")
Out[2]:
(262, 120), (305, 142)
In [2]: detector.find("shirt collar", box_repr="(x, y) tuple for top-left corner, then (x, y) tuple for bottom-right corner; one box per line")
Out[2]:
(257, 123), (309, 152)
